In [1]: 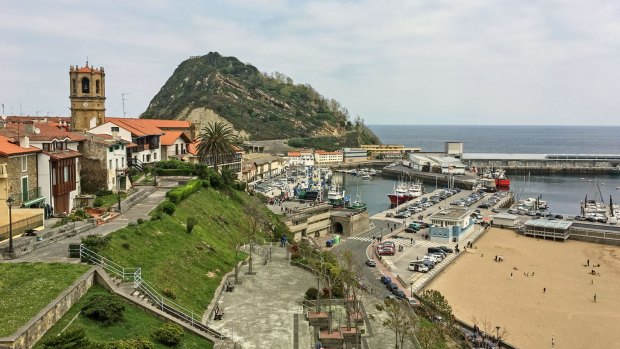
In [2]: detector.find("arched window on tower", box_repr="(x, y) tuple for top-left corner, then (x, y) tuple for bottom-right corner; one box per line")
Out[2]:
(95, 80), (100, 94)
(72, 79), (76, 94)
(81, 77), (90, 94)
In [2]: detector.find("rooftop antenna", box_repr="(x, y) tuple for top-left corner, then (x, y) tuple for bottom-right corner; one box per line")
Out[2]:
(122, 92), (130, 117)
(1, 103), (4, 115)
(86, 56), (89, 67)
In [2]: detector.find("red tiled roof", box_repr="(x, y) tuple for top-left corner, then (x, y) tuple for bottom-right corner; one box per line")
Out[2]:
(0, 134), (42, 156)
(106, 118), (191, 130)
(0, 122), (85, 142)
(160, 131), (191, 146)
(104, 118), (163, 137)
(188, 140), (199, 155)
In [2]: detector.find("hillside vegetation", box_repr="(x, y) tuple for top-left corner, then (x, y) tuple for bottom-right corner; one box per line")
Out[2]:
(93, 184), (282, 315)
(0, 263), (90, 337)
(141, 52), (380, 146)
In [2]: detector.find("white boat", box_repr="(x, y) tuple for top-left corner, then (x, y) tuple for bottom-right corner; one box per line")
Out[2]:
(408, 180), (423, 198)
(360, 173), (371, 180)
(327, 185), (345, 205)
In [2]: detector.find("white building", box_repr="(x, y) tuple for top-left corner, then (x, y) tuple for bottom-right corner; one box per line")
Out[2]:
(492, 213), (519, 228)
(342, 148), (368, 163)
(287, 151), (315, 167)
(90, 120), (162, 166)
(160, 131), (191, 161)
(314, 150), (343, 165)
(428, 208), (474, 243)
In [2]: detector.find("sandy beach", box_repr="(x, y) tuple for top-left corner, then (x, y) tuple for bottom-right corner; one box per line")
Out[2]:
(426, 227), (620, 349)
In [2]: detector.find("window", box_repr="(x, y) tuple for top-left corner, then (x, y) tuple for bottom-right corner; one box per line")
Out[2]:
(109, 159), (112, 169)
(43, 143), (50, 151)
(21, 156), (27, 172)
(64, 166), (69, 182)
(146, 155), (151, 162)
(72, 79), (76, 94)
(121, 157), (125, 167)
(95, 80), (100, 94)
(153, 152), (157, 160)
(111, 126), (119, 132)
(115, 159), (118, 168)
(175, 144), (179, 155)
(81, 77), (90, 93)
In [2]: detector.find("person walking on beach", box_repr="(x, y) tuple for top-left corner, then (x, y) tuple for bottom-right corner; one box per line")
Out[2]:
(594, 293), (597, 303)
(552, 335), (555, 347)
(587, 259), (590, 266)
(543, 287), (546, 293)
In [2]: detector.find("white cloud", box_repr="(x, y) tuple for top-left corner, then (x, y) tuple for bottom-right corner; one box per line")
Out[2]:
(0, 0), (619, 125)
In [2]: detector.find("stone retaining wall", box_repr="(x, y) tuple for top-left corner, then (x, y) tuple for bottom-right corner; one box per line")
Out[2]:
(0, 268), (96, 349)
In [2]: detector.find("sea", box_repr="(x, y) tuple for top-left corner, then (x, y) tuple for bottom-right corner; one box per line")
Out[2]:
(336, 125), (620, 216)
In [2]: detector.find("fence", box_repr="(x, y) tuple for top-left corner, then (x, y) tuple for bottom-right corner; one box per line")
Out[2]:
(78, 244), (225, 340)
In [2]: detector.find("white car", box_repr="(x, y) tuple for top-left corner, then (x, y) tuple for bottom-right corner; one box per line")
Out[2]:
(408, 261), (429, 272)
(422, 255), (438, 263)
(429, 253), (444, 262)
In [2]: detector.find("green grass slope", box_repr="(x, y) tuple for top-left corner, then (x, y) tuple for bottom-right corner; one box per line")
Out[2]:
(0, 263), (91, 337)
(96, 187), (279, 315)
(33, 284), (213, 349)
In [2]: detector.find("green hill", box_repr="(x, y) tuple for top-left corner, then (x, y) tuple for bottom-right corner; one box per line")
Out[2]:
(141, 52), (380, 146)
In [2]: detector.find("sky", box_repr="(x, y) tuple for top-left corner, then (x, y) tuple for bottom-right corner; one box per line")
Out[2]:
(1, 0), (620, 125)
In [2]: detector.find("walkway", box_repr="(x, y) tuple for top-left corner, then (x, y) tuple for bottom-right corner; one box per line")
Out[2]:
(1, 183), (171, 263)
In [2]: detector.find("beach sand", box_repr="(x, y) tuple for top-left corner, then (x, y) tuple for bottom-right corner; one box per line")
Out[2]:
(426, 227), (620, 349)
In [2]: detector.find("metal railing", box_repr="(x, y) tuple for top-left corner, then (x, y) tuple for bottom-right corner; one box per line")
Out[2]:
(78, 244), (226, 340)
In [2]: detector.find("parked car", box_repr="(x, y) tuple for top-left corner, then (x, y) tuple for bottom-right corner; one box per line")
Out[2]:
(409, 261), (429, 272)
(365, 259), (376, 267)
(386, 282), (399, 292)
(393, 289), (407, 299)
(381, 276), (392, 285)
(491, 208), (500, 213)
(405, 227), (417, 233)
(406, 297), (420, 307)
(438, 246), (454, 253)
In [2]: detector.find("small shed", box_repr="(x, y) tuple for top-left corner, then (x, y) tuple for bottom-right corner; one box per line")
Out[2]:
(492, 213), (519, 228)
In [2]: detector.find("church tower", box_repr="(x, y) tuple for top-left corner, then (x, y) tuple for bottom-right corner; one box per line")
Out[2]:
(69, 62), (106, 131)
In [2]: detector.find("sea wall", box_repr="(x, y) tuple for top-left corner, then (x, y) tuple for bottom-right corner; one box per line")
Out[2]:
(569, 229), (620, 246)
(463, 159), (619, 175)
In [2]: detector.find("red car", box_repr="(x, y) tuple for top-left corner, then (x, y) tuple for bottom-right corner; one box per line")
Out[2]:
(377, 247), (395, 256)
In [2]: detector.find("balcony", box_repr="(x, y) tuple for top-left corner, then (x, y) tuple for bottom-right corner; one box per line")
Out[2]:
(0, 163), (7, 178)
(12, 187), (45, 207)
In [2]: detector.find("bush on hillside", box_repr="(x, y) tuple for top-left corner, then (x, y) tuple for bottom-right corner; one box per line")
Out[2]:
(160, 201), (176, 215)
(105, 337), (154, 349)
(93, 198), (104, 208)
(81, 294), (126, 325)
(43, 327), (93, 349)
(81, 234), (110, 255)
(186, 216), (198, 233)
(152, 323), (184, 346)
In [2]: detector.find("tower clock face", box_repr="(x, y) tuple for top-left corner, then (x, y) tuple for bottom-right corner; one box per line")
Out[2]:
(82, 102), (89, 107)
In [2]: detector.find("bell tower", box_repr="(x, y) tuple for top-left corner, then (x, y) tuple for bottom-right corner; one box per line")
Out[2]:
(69, 61), (106, 131)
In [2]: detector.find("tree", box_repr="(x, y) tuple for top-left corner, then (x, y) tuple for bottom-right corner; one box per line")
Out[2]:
(419, 289), (458, 339)
(414, 325), (443, 349)
(197, 122), (237, 172)
(243, 198), (266, 275)
(373, 298), (412, 349)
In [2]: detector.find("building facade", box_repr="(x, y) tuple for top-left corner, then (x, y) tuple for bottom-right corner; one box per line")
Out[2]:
(342, 148), (368, 163)
(314, 150), (343, 165)
(79, 133), (132, 193)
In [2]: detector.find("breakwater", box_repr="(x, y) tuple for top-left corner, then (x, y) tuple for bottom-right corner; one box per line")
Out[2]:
(461, 154), (620, 175)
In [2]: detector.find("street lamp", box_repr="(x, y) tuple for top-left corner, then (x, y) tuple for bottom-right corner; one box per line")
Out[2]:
(6, 197), (14, 254)
(496, 326), (501, 347)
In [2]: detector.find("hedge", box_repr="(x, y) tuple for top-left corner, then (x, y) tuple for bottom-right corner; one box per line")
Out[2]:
(154, 168), (194, 176)
(165, 179), (202, 204)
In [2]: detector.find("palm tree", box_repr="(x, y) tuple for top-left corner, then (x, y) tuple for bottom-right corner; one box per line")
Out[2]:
(197, 122), (237, 172)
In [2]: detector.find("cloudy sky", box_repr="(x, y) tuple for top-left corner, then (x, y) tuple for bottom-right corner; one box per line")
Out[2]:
(1, 0), (619, 125)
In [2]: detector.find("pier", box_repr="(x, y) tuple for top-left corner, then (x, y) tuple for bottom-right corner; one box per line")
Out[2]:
(462, 153), (620, 175)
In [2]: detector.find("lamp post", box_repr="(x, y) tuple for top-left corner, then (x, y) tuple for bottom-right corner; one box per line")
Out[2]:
(496, 326), (501, 347)
(6, 197), (14, 254)
(410, 282), (414, 297)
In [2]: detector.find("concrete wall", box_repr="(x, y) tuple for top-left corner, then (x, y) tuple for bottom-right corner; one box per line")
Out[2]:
(0, 268), (95, 349)
(570, 229), (620, 246)
(464, 159), (619, 175)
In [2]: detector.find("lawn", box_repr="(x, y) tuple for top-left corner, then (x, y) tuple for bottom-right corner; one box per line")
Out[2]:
(95, 187), (281, 315)
(32, 284), (213, 349)
(0, 263), (91, 337)
(95, 191), (127, 208)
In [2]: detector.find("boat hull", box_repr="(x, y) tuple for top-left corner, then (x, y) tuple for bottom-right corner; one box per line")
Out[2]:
(495, 178), (511, 187)
(388, 194), (414, 206)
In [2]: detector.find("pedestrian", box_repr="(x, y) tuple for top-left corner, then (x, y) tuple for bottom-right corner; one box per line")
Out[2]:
(591, 279), (594, 285)
(532, 272), (535, 276)
(510, 272), (513, 278)
(552, 335), (555, 348)
(587, 259), (590, 266)
(594, 293), (597, 303)
(543, 287), (546, 293)
(410, 238), (413, 244)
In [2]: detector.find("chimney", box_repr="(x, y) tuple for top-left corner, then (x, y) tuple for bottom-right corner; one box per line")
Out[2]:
(20, 135), (30, 149)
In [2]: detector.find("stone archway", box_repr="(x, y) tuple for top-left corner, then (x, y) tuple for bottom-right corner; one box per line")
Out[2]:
(332, 222), (344, 234)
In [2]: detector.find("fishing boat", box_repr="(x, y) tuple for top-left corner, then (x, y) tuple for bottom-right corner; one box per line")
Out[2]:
(360, 172), (372, 180)
(327, 185), (345, 206)
(387, 182), (414, 206)
(347, 185), (367, 211)
(408, 179), (423, 198)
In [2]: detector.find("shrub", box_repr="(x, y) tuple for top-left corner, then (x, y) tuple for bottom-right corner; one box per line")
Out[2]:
(96, 188), (114, 196)
(81, 294), (126, 325)
(43, 327), (92, 349)
(121, 242), (130, 249)
(93, 198), (104, 208)
(137, 218), (144, 225)
(162, 288), (177, 299)
(81, 234), (110, 254)
(186, 217), (197, 233)
(209, 173), (223, 188)
(151, 211), (163, 221)
(105, 337), (154, 349)
(201, 179), (210, 188)
(305, 287), (319, 300)
(152, 323), (184, 346)
(161, 201), (176, 215)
